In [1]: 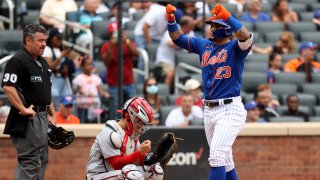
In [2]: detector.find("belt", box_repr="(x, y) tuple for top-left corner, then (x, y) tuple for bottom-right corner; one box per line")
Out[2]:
(32, 105), (49, 112)
(204, 99), (233, 108)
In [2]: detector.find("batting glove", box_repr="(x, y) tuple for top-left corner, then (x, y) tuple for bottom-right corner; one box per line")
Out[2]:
(210, 4), (231, 21)
(166, 4), (177, 22)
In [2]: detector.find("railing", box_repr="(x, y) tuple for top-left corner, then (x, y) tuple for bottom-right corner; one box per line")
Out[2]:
(0, 0), (14, 30)
(174, 62), (201, 94)
(0, 55), (13, 65)
(133, 48), (149, 80)
(39, 12), (93, 59)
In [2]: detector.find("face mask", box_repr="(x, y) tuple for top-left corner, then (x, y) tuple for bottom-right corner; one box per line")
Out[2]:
(146, 85), (159, 94)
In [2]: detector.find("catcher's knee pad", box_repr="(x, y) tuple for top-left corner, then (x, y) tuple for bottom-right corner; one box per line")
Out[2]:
(120, 164), (144, 180)
(143, 163), (164, 180)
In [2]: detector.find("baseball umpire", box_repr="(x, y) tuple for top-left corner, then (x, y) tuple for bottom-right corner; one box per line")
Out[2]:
(166, 3), (252, 180)
(2, 24), (56, 180)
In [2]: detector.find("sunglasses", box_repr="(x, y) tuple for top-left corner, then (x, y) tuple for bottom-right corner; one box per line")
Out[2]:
(147, 83), (157, 86)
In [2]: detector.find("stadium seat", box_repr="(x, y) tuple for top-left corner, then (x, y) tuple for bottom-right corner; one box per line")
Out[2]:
(301, 84), (320, 96)
(160, 105), (176, 125)
(124, 20), (138, 31)
(245, 63), (267, 72)
(0, 31), (23, 58)
(281, 53), (299, 64)
(208, 3), (237, 15)
(309, 116), (320, 122)
(91, 20), (111, 43)
(133, 11), (145, 21)
(242, 72), (267, 93)
(299, 12), (314, 22)
(252, 31), (262, 43)
(260, 3), (272, 13)
(300, 32), (320, 44)
(146, 43), (159, 68)
(290, 0), (318, 3)
(190, 73), (202, 84)
(276, 105), (310, 116)
(158, 83), (170, 96)
(288, 22), (317, 38)
(269, 116), (304, 122)
(312, 74), (320, 84)
(281, 93), (316, 111)
(273, 72), (306, 88)
(240, 21), (253, 32)
(310, 3), (320, 11)
(22, 10), (40, 27)
(289, 3), (307, 13)
(176, 52), (201, 68)
(243, 93), (254, 103)
(270, 84), (298, 97)
(246, 54), (269, 64)
(264, 31), (283, 44)
(314, 106), (320, 116)
(255, 22), (285, 36)
(167, 94), (179, 105)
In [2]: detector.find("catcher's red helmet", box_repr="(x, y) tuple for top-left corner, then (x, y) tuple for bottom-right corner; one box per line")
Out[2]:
(121, 97), (154, 137)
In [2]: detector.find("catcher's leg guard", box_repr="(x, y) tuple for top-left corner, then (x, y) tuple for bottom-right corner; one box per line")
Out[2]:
(143, 163), (164, 180)
(119, 164), (144, 180)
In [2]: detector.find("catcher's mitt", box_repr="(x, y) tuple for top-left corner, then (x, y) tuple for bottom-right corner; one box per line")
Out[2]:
(47, 123), (75, 149)
(144, 132), (177, 169)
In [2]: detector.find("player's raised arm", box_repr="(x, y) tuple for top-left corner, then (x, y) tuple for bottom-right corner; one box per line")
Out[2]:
(166, 4), (183, 40)
(210, 4), (251, 43)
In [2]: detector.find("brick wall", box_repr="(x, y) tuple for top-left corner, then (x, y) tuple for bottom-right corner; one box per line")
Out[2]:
(1, 136), (320, 180)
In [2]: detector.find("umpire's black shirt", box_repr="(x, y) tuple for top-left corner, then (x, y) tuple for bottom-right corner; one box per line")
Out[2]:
(2, 48), (52, 106)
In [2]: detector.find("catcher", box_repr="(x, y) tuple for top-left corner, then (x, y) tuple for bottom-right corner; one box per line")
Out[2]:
(86, 97), (177, 180)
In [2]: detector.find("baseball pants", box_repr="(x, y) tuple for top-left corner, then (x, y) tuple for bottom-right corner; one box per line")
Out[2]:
(10, 112), (49, 180)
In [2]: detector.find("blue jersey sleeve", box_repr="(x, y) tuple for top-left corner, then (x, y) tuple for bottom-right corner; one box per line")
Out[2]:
(173, 34), (208, 55)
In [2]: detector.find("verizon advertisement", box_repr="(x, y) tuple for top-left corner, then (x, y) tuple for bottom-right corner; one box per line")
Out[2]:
(141, 127), (210, 180)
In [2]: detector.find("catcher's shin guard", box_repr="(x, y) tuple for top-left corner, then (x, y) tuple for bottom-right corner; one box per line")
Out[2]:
(143, 163), (164, 180)
(119, 164), (144, 180)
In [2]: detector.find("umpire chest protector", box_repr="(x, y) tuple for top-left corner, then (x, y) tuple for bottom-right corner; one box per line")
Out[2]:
(2, 48), (52, 106)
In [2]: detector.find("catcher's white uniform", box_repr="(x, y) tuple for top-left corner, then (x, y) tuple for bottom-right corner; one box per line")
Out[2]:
(86, 120), (163, 180)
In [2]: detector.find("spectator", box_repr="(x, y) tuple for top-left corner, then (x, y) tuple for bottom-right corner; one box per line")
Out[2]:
(271, 0), (298, 25)
(228, 0), (246, 14)
(155, 15), (195, 89)
(283, 94), (309, 122)
(252, 31), (296, 54)
(72, 56), (109, 123)
(143, 77), (161, 126)
(76, 0), (104, 48)
(133, 2), (167, 83)
(266, 53), (283, 84)
(284, 42), (320, 82)
(79, 0), (109, 14)
(43, 28), (75, 108)
(110, 2), (131, 27)
(244, 101), (265, 122)
(0, 105), (10, 123)
(254, 90), (280, 122)
(56, 95), (80, 124)
(165, 92), (203, 127)
(241, 0), (270, 24)
(39, 0), (78, 31)
(101, 22), (139, 119)
(128, 2), (144, 20)
(257, 83), (280, 109)
(176, 78), (203, 107)
(312, 9), (320, 30)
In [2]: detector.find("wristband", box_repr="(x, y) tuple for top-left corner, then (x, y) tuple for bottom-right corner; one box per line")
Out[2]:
(167, 21), (179, 32)
(226, 15), (243, 32)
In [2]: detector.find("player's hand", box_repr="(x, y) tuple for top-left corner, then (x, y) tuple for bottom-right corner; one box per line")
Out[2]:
(19, 105), (36, 120)
(210, 4), (231, 21)
(166, 4), (177, 22)
(139, 140), (151, 154)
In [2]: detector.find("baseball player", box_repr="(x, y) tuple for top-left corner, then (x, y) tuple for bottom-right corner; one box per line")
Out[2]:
(86, 97), (164, 180)
(166, 4), (252, 180)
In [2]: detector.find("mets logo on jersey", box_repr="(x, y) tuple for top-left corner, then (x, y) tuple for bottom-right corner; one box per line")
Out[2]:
(201, 49), (231, 79)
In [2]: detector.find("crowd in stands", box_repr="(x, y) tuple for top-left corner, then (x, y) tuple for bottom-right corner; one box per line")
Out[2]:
(0, 0), (320, 125)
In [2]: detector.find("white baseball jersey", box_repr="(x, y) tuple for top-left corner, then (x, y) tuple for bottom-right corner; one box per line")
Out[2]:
(86, 120), (140, 178)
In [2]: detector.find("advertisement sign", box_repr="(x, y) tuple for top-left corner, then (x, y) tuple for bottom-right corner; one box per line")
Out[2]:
(141, 127), (210, 180)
